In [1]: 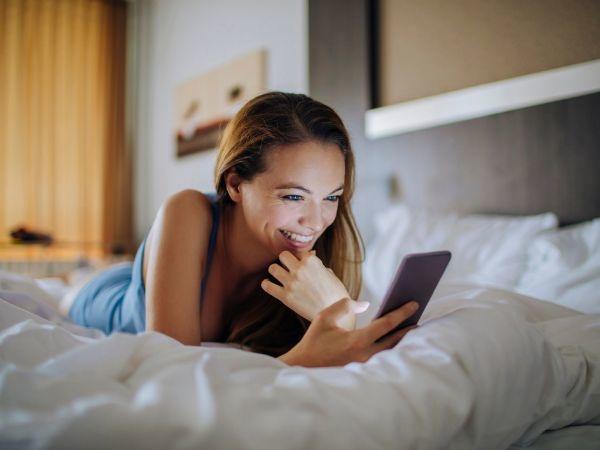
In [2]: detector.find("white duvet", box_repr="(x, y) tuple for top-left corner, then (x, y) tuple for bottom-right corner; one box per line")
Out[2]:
(1, 284), (600, 450)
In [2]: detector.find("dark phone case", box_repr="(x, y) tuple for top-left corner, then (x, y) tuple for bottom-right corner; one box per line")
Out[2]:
(373, 250), (452, 341)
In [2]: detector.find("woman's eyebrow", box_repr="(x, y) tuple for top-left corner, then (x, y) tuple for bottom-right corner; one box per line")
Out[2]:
(275, 183), (344, 195)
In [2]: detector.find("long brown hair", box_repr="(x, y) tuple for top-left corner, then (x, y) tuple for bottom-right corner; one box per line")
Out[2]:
(214, 92), (364, 356)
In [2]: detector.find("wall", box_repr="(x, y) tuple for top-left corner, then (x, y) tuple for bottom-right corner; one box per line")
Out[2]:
(132, 0), (308, 241)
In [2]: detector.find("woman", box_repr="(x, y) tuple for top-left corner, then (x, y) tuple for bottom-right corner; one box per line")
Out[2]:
(63, 92), (418, 367)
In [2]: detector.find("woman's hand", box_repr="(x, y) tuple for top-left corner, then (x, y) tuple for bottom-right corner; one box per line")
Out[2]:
(261, 250), (359, 329)
(278, 298), (419, 367)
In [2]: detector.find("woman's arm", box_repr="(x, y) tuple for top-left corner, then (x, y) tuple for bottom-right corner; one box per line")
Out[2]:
(144, 190), (213, 345)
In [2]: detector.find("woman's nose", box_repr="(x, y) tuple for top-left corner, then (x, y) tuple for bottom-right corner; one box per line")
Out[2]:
(299, 203), (324, 232)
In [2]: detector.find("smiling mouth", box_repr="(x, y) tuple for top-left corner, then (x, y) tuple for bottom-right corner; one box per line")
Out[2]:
(279, 229), (314, 244)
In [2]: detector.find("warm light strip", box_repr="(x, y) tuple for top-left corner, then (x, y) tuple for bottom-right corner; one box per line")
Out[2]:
(366, 59), (600, 139)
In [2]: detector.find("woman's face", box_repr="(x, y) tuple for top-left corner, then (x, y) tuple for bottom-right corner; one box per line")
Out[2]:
(235, 140), (346, 257)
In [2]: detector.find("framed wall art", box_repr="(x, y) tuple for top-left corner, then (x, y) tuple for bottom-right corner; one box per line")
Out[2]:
(174, 49), (267, 157)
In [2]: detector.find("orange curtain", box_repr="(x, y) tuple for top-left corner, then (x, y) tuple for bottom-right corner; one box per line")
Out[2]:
(0, 0), (132, 254)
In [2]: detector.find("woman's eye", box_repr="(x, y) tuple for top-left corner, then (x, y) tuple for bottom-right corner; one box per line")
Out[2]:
(282, 195), (303, 201)
(282, 194), (340, 202)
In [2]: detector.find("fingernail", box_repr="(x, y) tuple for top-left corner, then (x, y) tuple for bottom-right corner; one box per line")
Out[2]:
(355, 301), (369, 312)
(409, 302), (419, 311)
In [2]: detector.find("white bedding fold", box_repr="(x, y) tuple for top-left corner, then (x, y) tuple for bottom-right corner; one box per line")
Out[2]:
(1, 285), (599, 450)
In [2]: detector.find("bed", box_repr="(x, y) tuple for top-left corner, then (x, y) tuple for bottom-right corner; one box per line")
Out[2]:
(1, 204), (599, 449)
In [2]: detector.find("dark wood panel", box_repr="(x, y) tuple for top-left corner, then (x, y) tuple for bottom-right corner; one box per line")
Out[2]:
(309, 0), (600, 242)
(378, 0), (600, 104)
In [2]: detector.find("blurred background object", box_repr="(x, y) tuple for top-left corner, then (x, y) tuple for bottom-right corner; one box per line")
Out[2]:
(174, 49), (267, 157)
(9, 225), (53, 245)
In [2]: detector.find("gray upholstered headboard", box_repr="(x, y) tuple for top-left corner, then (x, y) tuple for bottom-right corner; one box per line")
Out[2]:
(383, 91), (600, 226)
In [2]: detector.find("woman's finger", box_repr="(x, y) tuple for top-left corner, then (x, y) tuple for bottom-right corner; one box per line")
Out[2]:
(360, 301), (419, 343)
(319, 297), (369, 325)
(296, 249), (316, 260)
(279, 250), (300, 271)
(371, 325), (417, 353)
(318, 297), (354, 324)
(260, 279), (286, 301)
(267, 263), (291, 284)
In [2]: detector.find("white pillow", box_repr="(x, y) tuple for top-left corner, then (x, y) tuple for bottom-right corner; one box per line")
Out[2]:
(516, 218), (600, 314)
(363, 204), (558, 300)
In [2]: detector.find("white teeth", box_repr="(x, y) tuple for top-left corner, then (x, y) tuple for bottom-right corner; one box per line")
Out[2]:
(280, 229), (313, 243)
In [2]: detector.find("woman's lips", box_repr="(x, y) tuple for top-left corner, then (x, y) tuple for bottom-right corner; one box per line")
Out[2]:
(279, 229), (314, 248)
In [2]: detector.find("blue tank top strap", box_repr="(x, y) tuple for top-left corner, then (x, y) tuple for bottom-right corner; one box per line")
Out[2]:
(200, 192), (220, 304)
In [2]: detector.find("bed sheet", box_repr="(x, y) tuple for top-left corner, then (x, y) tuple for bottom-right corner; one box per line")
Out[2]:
(508, 425), (600, 449)
(1, 278), (599, 449)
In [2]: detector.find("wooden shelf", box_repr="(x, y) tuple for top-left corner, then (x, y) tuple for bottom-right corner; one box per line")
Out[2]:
(0, 243), (106, 262)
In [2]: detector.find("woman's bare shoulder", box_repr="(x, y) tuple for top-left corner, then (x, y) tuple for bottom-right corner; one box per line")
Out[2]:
(150, 189), (212, 250)
(161, 189), (212, 225)
(162, 189), (211, 208)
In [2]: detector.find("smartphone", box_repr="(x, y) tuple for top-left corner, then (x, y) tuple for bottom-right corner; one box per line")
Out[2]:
(373, 250), (451, 341)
